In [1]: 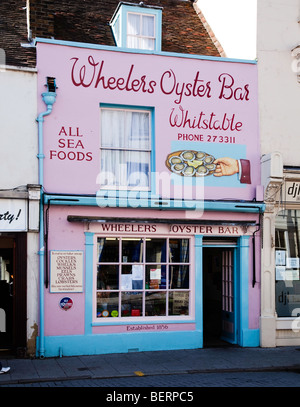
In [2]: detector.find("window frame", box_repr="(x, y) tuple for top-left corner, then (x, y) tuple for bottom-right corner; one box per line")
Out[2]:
(93, 236), (193, 323)
(126, 11), (156, 51)
(110, 4), (162, 52)
(99, 104), (153, 192)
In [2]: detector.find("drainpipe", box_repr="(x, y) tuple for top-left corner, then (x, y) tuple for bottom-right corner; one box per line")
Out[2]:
(36, 79), (57, 358)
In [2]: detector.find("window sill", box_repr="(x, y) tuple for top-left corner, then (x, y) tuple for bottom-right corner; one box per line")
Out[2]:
(276, 317), (299, 330)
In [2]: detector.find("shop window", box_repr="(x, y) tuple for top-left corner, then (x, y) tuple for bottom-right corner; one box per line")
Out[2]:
(100, 106), (152, 190)
(110, 4), (162, 52)
(275, 210), (300, 317)
(96, 237), (191, 319)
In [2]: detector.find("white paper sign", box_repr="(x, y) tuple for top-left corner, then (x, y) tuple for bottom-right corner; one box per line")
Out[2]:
(275, 250), (286, 266)
(276, 266), (299, 281)
(121, 274), (132, 290)
(276, 266), (286, 280)
(150, 268), (161, 280)
(132, 265), (143, 280)
(287, 257), (299, 269)
(50, 251), (83, 293)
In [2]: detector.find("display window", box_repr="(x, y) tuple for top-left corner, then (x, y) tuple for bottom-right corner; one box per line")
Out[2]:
(95, 237), (191, 319)
(275, 209), (300, 317)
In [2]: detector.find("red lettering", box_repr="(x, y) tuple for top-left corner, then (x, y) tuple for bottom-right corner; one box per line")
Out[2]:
(58, 138), (65, 148)
(218, 73), (250, 101)
(58, 126), (67, 136)
(49, 150), (93, 161)
(160, 69), (211, 104)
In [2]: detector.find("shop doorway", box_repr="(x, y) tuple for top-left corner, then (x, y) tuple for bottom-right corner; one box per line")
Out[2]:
(203, 246), (237, 347)
(0, 234), (27, 355)
(0, 238), (14, 350)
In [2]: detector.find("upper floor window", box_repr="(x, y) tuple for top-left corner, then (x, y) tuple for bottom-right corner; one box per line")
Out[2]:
(127, 12), (155, 50)
(99, 105), (152, 190)
(110, 3), (162, 52)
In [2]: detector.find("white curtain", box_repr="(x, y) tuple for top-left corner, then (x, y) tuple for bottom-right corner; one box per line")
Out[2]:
(141, 15), (155, 50)
(100, 109), (150, 188)
(127, 13), (155, 50)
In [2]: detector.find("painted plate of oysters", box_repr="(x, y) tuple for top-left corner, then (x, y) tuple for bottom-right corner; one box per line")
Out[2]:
(165, 150), (216, 177)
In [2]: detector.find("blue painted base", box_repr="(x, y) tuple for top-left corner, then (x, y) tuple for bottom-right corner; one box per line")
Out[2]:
(36, 330), (203, 358)
(36, 328), (260, 357)
(239, 329), (260, 347)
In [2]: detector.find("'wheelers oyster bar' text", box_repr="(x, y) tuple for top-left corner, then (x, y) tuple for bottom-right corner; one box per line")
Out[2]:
(35, 32), (263, 357)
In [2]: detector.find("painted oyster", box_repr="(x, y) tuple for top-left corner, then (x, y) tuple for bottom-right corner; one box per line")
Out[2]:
(195, 165), (208, 176)
(165, 150), (216, 177)
(183, 166), (195, 176)
(171, 162), (187, 174)
(180, 151), (195, 161)
(169, 156), (182, 165)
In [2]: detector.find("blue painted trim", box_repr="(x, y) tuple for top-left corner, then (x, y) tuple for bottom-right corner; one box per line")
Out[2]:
(237, 235), (259, 347)
(240, 329), (260, 347)
(99, 103), (156, 193)
(238, 235), (249, 346)
(43, 194), (265, 213)
(233, 248), (238, 344)
(85, 232), (94, 335)
(38, 331), (202, 357)
(36, 91), (57, 358)
(34, 37), (257, 65)
(116, 4), (163, 52)
(195, 235), (203, 348)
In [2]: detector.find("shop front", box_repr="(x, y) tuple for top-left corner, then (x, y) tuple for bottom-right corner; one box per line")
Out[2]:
(39, 203), (262, 357)
(36, 38), (263, 356)
(0, 186), (40, 355)
(261, 153), (300, 346)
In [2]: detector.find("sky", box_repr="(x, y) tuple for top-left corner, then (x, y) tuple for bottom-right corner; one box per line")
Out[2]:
(196, 0), (257, 60)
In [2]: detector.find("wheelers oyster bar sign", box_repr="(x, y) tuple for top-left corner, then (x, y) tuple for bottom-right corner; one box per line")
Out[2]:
(96, 222), (252, 235)
(37, 41), (260, 201)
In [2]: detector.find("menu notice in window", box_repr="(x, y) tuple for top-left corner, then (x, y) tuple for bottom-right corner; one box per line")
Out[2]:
(50, 250), (84, 293)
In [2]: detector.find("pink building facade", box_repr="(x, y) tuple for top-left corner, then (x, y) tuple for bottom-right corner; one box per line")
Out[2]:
(36, 39), (264, 357)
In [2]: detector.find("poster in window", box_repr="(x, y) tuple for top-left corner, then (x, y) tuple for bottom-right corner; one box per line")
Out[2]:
(275, 250), (286, 266)
(286, 257), (299, 269)
(276, 266), (299, 281)
(121, 274), (132, 290)
(50, 251), (83, 293)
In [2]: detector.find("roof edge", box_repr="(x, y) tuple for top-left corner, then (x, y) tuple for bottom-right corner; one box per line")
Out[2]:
(193, 1), (226, 58)
(34, 37), (257, 64)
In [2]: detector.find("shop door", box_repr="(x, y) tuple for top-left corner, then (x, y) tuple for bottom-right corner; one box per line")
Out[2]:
(0, 240), (14, 349)
(0, 233), (26, 355)
(220, 249), (235, 343)
(203, 247), (236, 346)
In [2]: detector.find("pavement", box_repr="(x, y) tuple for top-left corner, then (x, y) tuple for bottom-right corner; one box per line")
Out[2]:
(0, 345), (300, 385)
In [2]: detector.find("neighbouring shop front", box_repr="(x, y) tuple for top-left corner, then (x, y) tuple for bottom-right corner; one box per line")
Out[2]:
(0, 188), (40, 356)
(261, 154), (300, 346)
(36, 38), (263, 357)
